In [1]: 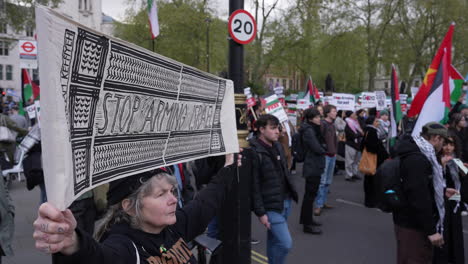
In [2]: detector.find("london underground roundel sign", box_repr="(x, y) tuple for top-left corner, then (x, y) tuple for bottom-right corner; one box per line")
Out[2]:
(228, 9), (257, 45)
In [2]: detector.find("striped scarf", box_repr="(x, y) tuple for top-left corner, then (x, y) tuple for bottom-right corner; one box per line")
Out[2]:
(413, 135), (445, 233)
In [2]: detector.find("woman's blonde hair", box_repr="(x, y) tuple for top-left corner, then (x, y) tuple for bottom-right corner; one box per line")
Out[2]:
(95, 172), (177, 240)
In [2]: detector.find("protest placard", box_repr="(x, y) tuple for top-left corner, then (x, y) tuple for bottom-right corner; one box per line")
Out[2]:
(265, 94), (289, 123)
(36, 6), (239, 209)
(25, 104), (36, 119)
(297, 99), (310, 110)
(361, 92), (377, 109)
(400, 94), (408, 113)
(375, 91), (386, 111)
(331, 93), (355, 111)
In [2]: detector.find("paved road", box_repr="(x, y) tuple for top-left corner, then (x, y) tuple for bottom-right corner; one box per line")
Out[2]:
(4, 165), (468, 264)
(251, 164), (468, 264)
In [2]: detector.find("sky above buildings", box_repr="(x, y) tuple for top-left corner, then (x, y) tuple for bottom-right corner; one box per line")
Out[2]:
(101, 0), (288, 22)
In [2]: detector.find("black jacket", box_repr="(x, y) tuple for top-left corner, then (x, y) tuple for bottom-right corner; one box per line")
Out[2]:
(250, 137), (298, 217)
(362, 126), (388, 166)
(53, 165), (236, 264)
(344, 124), (362, 150)
(301, 122), (326, 179)
(392, 137), (438, 236)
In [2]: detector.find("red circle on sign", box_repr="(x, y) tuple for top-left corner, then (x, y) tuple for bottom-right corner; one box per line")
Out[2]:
(21, 42), (35, 52)
(228, 9), (257, 45)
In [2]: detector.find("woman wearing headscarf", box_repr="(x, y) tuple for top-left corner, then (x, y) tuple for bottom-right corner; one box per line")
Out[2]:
(360, 116), (388, 207)
(344, 111), (363, 181)
(433, 136), (467, 264)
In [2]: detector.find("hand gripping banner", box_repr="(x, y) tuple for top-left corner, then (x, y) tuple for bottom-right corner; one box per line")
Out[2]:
(36, 5), (239, 209)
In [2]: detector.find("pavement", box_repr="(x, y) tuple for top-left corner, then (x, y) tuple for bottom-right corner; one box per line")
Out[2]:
(4, 165), (468, 264)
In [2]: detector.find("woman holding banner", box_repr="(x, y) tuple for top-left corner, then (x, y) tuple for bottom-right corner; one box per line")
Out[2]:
(32, 153), (241, 264)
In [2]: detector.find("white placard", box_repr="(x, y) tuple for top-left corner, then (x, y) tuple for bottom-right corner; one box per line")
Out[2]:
(297, 99), (311, 110)
(265, 94), (288, 122)
(361, 92), (377, 108)
(36, 5), (239, 209)
(25, 104), (36, 119)
(331, 93), (355, 111)
(375, 91), (386, 111)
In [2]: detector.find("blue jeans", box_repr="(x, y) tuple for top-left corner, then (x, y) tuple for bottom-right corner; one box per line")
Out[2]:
(266, 199), (292, 264)
(315, 155), (336, 208)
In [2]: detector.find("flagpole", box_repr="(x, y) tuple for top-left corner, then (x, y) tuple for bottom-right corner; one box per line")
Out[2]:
(152, 38), (155, 52)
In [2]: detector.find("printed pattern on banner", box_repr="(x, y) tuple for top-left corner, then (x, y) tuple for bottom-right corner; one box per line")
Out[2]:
(37, 6), (238, 209)
(360, 92), (377, 109)
(375, 91), (386, 111)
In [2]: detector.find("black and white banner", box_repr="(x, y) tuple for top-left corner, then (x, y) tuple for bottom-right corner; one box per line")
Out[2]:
(36, 6), (238, 209)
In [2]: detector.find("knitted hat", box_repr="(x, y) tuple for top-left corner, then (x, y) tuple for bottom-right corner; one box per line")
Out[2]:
(422, 122), (448, 138)
(107, 168), (166, 206)
(379, 109), (389, 116)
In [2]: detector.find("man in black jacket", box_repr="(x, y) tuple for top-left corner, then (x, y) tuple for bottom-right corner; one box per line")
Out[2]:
(250, 114), (298, 264)
(393, 122), (448, 263)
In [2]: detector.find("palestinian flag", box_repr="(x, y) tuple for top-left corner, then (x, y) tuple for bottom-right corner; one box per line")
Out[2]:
(147, 0), (160, 39)
(411, 49), (451, 137)
(22, 69), (33, 103)
(449, 65), (464, 105)
(389, 65), (402, 146)
(408, 23), (454, 117)
(305, 76), (320, 104)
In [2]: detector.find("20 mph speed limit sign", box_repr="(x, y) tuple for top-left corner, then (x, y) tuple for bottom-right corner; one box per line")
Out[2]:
(228, 9), (257, 45)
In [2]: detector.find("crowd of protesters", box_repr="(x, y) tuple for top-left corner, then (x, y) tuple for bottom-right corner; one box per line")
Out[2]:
(0, 88), (460, 264)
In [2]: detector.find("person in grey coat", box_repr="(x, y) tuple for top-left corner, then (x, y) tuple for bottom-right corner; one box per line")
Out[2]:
(299, 108), (326, 234)
(0, 166), (14, 263)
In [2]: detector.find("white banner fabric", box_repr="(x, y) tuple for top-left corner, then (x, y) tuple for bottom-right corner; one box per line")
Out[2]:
(36, 6), (239, 209)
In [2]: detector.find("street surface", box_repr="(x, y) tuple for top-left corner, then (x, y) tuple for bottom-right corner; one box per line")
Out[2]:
(4, 164), (468, 263)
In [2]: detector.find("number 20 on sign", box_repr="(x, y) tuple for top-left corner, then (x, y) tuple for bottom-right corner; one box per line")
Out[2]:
(228, 9), (257, 45)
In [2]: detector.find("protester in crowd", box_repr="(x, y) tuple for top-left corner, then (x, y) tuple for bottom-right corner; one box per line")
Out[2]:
(393, 122), (454, 263)
(314, 104), (338, 216)
(447, 113), (466, 160)
(344, 111), (363, 182)
(8, 106), (28, 130)
(360, 115), (388, 207)
(377, 110), (390, 141)
(356, 109), (367, 131)
(316, 105), (324, 118)
(0, 106), (28, 167)
(278, 120), (296, 170)
(0, 155), (14, 263)
(299, 108), (325, 235)
(335, 110), (346, 142)
(250, 114), (298, 264)
(433, 136), (467, 264)
(32, 153), (241, 263)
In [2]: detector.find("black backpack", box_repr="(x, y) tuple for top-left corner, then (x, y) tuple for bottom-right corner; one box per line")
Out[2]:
(291, 131), (305, 162)
(374, 152), (423, 212)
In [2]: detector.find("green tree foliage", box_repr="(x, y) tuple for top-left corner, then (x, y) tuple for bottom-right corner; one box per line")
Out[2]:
(1, 0), (62, 31)
(114, 0), (228, 75)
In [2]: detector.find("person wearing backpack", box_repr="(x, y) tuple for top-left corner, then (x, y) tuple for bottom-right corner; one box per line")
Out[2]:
(299, 108), (325, 235)
(250, 114), (299, 264)
(393, 122), (451, 264)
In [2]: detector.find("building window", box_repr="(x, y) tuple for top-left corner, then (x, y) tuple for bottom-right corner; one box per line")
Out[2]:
(0, 65), (3, 80)
(0, 23), (7, 34)
(289, 80), (293, 90)
(79, 0), (92, 12)
(5, 65), (12, 80)
(26, 25), (34, 37)
(282, 79), (286, 88)
(0, 41), (8, 56)
(384, 81), (389, 89)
